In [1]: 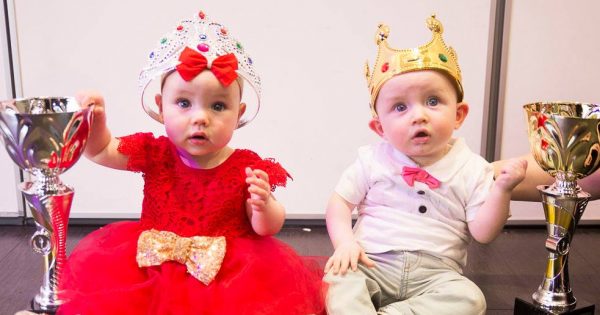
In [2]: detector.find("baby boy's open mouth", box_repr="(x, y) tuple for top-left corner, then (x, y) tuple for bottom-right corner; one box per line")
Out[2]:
(414, 131), (430, 138)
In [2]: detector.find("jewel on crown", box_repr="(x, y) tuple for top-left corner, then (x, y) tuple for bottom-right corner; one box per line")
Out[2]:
(139, 10), (261, 127)
(365, 14), (463, 117)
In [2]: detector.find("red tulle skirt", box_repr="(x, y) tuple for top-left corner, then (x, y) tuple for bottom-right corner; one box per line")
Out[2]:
(57, 221), (325, 315)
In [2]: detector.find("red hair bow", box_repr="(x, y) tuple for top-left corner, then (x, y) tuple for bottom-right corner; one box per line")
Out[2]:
(176, 47), (239, 86)
(401, 166), (441, 189)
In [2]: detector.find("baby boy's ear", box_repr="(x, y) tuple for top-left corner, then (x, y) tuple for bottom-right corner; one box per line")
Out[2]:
(454, 102), (469, 129)
(368, 118), (385, 138)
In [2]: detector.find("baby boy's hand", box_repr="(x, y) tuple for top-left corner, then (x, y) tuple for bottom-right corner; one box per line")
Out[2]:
(495, 158), (527, 192)
(324, 240), (375, 275)
(245, 167), (272, 212)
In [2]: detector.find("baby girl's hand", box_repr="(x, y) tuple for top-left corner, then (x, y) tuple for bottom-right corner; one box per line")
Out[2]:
(245, 167), (272, 212)
(495, 158), (527, 192)
(324, 240), (375, 275)
(76, 90), (106, 125)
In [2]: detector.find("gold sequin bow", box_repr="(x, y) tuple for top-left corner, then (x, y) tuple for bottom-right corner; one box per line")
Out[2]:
(136, 229), (226, 285)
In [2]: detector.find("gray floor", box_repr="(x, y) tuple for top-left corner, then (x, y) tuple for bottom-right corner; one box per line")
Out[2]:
(1, 224), (599, 314)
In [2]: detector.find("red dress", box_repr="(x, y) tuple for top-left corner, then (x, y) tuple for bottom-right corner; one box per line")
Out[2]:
(58, 133), (325, 315)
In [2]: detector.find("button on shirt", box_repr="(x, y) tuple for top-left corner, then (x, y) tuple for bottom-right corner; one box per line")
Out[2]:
(335, 138), (494, 271)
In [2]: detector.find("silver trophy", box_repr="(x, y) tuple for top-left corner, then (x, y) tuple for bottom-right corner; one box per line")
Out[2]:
(523, 102), (600, 313)
(0, 97), (93, 312)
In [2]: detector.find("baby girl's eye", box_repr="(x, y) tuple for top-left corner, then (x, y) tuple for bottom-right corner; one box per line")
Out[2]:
(394, 103), (407, 112)
(212, 102), (226, 112)
(177, 99), (191, 108)
(426, 97), (439, 107)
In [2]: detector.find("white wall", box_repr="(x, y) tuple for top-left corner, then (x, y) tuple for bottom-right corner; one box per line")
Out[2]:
(8, 0), (494, 219)
(0, 1), (21, 217)
(6, 1), (600, 222)
(499, 0), (600, 222)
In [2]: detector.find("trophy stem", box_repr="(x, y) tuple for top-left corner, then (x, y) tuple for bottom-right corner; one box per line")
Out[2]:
(32, 169), (69, 195)
(532, 185), (590, 312)
(21, 177), (73, 312)
(533, 252), (575, 312)
(554, 178), (579, 195)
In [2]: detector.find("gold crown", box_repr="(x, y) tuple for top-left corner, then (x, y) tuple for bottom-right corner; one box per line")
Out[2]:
(365, 15), (463, 116)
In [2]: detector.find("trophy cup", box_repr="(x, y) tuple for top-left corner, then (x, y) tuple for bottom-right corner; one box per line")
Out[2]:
(515, 102), (599, 314)
(0, 97), (93, 313)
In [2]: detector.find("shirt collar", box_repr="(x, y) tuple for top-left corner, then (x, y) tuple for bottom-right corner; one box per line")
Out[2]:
(385, 137), (473, 183)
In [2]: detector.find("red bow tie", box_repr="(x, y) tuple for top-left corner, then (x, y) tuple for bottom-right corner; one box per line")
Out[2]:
(401, 166), (441, 189)
(176, 47), (238, 86)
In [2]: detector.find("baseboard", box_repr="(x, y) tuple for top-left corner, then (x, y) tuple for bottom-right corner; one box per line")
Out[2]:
(506, 219), (600, 226)
(0, 217), (25, 225)
(0, 217), (327, 227)
(285, 218), (327, 226)
(2, 216), (599, 228)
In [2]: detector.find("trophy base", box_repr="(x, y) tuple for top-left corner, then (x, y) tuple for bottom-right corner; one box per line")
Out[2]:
(29, 299), (56, 315)
(514, 297), (595, 315)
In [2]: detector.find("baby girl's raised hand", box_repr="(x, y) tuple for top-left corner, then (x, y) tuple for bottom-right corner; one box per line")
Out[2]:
(76, 90), (106, 126)
(495, 158), (527, 192)
(324, 240), (375, 275)
(75, 90), (121, 166)
(245, 167), (272, 212)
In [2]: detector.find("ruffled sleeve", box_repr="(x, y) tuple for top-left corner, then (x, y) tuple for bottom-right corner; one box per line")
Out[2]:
(117, 132), (155, 173)
(256, 158), (291, 191)
(240, 150), (291, 191)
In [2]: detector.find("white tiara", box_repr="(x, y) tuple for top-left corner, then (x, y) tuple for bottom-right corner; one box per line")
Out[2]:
(138, 10), (261, 127)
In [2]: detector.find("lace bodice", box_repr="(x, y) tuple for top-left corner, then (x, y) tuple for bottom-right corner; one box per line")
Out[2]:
(117, 133), (289, 237)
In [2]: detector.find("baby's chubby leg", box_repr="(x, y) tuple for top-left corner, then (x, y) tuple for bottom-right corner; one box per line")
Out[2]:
(324, 251), (403, 315)
(323, 269), (379, 315)
(378, 278), (485, 315)
(378, 252), (486, 315)
(324, 267), (379, 315)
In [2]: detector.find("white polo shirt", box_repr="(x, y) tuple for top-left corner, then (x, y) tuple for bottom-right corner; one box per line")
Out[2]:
(335, 138), (494, 272)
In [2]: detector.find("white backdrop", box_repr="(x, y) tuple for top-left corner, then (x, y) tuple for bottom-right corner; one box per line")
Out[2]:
(0, 1), (21, 217)
(6, 0), (494, 218)
(498, 0), (600, 222)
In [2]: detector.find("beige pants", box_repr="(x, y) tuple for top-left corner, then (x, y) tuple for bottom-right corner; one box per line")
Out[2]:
(324, 251), (486, 315)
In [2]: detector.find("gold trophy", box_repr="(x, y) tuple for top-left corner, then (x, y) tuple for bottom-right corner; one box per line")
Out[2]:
(515, 102), (598, 314)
